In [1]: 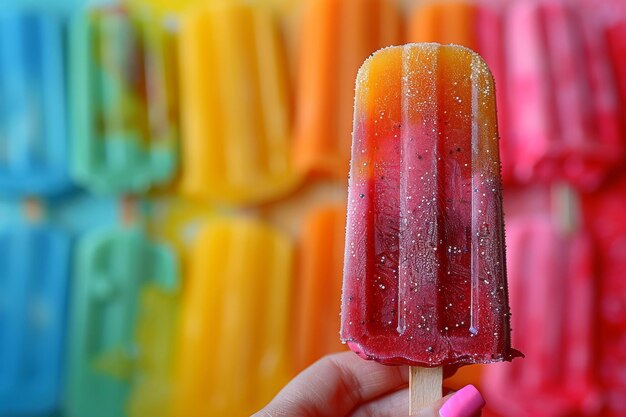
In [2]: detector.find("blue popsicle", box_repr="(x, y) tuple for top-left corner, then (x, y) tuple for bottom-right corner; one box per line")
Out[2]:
(0, 221), (71, 415)
(0, 10), (71, 197)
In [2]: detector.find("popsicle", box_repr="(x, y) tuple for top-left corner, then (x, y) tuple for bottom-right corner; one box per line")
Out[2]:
(0, 219), (70, 415)
(582, 175), (626, 417)
(65, 227), (178, 417)
(127, 284), (179, 417)
(70, 6), (178, 194)
(483, 211), (600, 417)
(0, 10), (71, 196)
(406, 1), (511, 183)
(607, 19), (626, 122)
(504, 1), (622, 190)
(179, 1), (298, 205)
(293, 204), (347, 372)
(169, 218), (293, 416)
(293, 0), (402, 180)
(340, 44), (520, 373)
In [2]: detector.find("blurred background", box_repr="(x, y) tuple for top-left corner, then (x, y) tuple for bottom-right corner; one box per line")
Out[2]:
(0, 0), (625, 416)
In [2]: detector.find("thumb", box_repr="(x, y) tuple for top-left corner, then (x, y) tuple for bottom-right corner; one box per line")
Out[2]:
(413, 385), (485, 417)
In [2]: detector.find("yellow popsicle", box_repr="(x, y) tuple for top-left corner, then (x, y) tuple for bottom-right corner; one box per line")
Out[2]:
(169, 218), (294, 416)
(179, 1), (298, 205)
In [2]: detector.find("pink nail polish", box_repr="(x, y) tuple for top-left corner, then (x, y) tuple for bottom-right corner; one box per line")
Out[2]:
(439, 385), (485, 417)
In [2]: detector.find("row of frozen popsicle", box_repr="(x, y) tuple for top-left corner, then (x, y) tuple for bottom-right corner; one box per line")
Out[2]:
(482, 177), (626, 417)
(0, 5), (177, 197)
(0, 203), (347, 417)
(1, 0), (625, 202)
(5, 189), (626, 417)
(0, 219), (176, 417)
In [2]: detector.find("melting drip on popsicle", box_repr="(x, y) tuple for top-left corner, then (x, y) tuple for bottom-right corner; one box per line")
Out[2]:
(340, 43), (521, 367)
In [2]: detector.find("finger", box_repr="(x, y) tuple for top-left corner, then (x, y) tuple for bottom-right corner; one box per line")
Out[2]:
(350, 391), (453, 417)
(350, 385), (484, 417)
(348, 387), (409, 417)
(253, 351), (409, 417)
(438, 385), (485, 417)
(412, 393), (454, 417)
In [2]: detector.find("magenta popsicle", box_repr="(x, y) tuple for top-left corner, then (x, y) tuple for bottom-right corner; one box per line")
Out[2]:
(504, 1), (622, 189)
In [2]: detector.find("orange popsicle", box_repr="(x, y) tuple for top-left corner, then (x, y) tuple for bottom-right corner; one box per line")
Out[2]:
(293, 204), (347, 371)
(408, 1), (477, 50)
(293, 0), (402, 179)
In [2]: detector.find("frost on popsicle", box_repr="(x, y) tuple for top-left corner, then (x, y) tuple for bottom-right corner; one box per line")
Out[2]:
(340, 43), (522, 367)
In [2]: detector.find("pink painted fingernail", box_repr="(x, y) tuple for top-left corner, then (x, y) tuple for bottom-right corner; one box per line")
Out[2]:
(439, 385), (485, 417)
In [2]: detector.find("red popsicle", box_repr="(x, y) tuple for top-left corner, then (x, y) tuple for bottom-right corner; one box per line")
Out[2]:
(340, 43), (520, 371)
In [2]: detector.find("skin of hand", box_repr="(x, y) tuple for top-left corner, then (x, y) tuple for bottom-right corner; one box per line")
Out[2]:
(253, 351), (485, 417)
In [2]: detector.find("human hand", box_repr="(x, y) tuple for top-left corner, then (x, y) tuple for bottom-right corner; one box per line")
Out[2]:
(253, 351), (485, 417)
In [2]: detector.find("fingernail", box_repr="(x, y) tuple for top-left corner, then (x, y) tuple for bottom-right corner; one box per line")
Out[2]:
(439, 385), (485, 417)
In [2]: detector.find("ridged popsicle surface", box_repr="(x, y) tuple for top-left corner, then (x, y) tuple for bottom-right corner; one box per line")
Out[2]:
(180, 1), (296, 205)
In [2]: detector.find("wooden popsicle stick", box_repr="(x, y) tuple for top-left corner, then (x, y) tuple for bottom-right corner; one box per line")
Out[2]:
(120, 195), (138, 227)
(409, 366), (443, 415)
(23, 197), (44, 223)
(550, 182), (580, 236)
